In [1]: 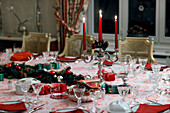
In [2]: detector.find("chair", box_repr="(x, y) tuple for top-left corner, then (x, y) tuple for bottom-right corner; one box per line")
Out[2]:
(21, 32), (51, 54)
(59, 34), (94, 57)
(119, 37), (156, 64)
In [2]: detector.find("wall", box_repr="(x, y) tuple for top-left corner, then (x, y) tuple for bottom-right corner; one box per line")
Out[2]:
(0, 0), (57, 37)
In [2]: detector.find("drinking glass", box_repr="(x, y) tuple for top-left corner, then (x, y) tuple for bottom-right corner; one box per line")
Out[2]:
(138, 57), (148, 73)
(19, 80), (31, 102)
(90, 90), (100, 113)
(73, 87), (86, 109)
(117, 85), (130, 102)
(130, 85), (140, 106)
(148, 73), (162, 93)
(32, 83), (43, 104)
(54, 51), (59, 61)
(152, 64), (161, 73)
(5, 48), (12, 61)
(42, 52), (49, 62)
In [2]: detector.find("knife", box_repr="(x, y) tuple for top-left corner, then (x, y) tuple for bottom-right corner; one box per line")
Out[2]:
(147, 100), (162, 105)
(28, 104), (45, 113)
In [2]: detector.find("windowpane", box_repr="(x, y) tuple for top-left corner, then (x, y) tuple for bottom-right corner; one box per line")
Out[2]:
(128, 0), (156, 36)
(94, 0), (119, 34)
(165, 0), (170, 36)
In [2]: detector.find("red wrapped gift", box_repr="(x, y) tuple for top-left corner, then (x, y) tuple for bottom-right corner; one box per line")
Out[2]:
(98, 70), (115, 81)
(11, 51), (33, 61)
(39, 84), (52, 95)
(51, 83), (67, 93)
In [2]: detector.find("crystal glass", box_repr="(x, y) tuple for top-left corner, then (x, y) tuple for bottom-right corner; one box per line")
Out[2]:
(138, 57), (148, 73)
(130, 85), (140, 106)
(54, 51), (59, 61)
(117, 85), (130, 102)
(90, 90), (100, 113)
(19, 80), (31, 102)
(151, 64), (161, 73)
(5, 48), (12, 61)
(42, 51), (49, 62)
(73, 87), (86, 109)
(148, 73), (162, 93)
(128, 58), (137, 77)
(32, 83), (43, 104)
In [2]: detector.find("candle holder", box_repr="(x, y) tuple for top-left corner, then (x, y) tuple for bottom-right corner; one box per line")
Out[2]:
(113, 48), (119, 63)
(81, 50), (93, 63)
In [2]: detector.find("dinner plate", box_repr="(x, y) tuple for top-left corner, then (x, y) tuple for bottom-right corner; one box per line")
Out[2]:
(132, 104), (170, 113)
(54, 108), (89, 113)
(0, 101), (29, 113)
(50, 93), (68, 99)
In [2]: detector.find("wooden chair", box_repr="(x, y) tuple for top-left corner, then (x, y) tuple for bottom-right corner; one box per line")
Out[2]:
(59, 34), (94, 57)
(119, 37), (156, 64)
(21, 32), (51, 54)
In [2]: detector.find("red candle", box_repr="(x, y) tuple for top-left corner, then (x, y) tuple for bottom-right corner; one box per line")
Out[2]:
(83, 17), (86, 50)
(115, 15), (118, 49)
(98, 10), (103, 42)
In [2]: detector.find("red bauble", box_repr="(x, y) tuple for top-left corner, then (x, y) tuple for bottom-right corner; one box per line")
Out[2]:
(49, 70), (55, 74)
(6, 64), (11, 67)
(65, 70), (72, 74)
(16, 66), (21, 70)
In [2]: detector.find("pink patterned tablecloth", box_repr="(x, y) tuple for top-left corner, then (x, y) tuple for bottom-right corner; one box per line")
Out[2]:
(0, 56), (170, 113)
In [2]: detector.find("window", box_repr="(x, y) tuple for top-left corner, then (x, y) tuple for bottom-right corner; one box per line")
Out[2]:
(94, 0), (119, 34)
(165, 0), (170, 36)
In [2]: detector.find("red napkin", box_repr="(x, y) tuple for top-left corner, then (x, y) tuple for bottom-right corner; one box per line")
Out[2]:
(135, 104), (170, 113)
(11, 51), (33, 61)
(50, 109), (84, 113)
(145, 64), (169, 70)
(0, 102), (27, 111)
(57, 56), (78, 61)
(103, 60), (113, 66)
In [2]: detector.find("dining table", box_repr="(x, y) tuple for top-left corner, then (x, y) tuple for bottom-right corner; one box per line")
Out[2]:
(0, 53), (170, 113)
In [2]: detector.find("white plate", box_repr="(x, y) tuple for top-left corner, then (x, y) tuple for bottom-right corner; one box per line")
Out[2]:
(0, 101), (29, 112)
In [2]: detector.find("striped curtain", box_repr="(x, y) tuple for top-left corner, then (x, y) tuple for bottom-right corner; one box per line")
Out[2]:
(54, 0), (91, 53)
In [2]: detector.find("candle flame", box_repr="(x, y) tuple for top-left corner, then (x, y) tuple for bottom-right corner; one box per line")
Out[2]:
(99, 10), (102, 18)
(83, 17), (85, 23)
(115, 15), (117, 20)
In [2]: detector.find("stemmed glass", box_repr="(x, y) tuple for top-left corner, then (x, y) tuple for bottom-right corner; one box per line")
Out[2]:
(148, 73), (162, 93)
(42, 51), (49, 63)
(151, 64), (161, 73)
(117, 85), (130, 102)
(130, 85), (140, 106)
(19, 80), (31, 102)
(73, 87), (86, 109)
(32, 83), (43, 104)
(90, 90), (100, 113)
(138, 57), (148, 74)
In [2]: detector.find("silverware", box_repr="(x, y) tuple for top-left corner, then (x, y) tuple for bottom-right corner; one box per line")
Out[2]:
(147, 100), (162, 105)
(28, 104), (45, 113)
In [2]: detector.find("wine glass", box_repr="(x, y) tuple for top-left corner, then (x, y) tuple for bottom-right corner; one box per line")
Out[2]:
(42, 51), (49, 63)
(151, 64), (161, 73)
(138, 57), (148, 74)
(117, 85), (130, 102)
(73, 87), (86, 109)
(130, 85), (140, 106)
(19, 80), (31, 102)
(90, 90), (100, 113)
(32, 83), (43, 104)
(148, 73), (162, 93)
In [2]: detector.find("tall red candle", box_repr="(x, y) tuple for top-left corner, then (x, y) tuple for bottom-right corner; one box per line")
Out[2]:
(115, 15), (118, 49)
(98, 10), (103, 42)
(83, 17), (86, 50)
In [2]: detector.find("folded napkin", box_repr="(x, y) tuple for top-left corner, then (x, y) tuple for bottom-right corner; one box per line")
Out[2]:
(145, 64), (169, 70)
(103, 60), (113, 66)
(0, 102), (27, 111)
(57, 56), (78, 61)
(135, 104), (170, 113)
(50, 109), (84, 113)
(11, 51), (33, 61)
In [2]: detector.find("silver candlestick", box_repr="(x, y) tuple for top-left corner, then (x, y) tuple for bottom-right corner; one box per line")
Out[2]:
(81, 50), (93, 63)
